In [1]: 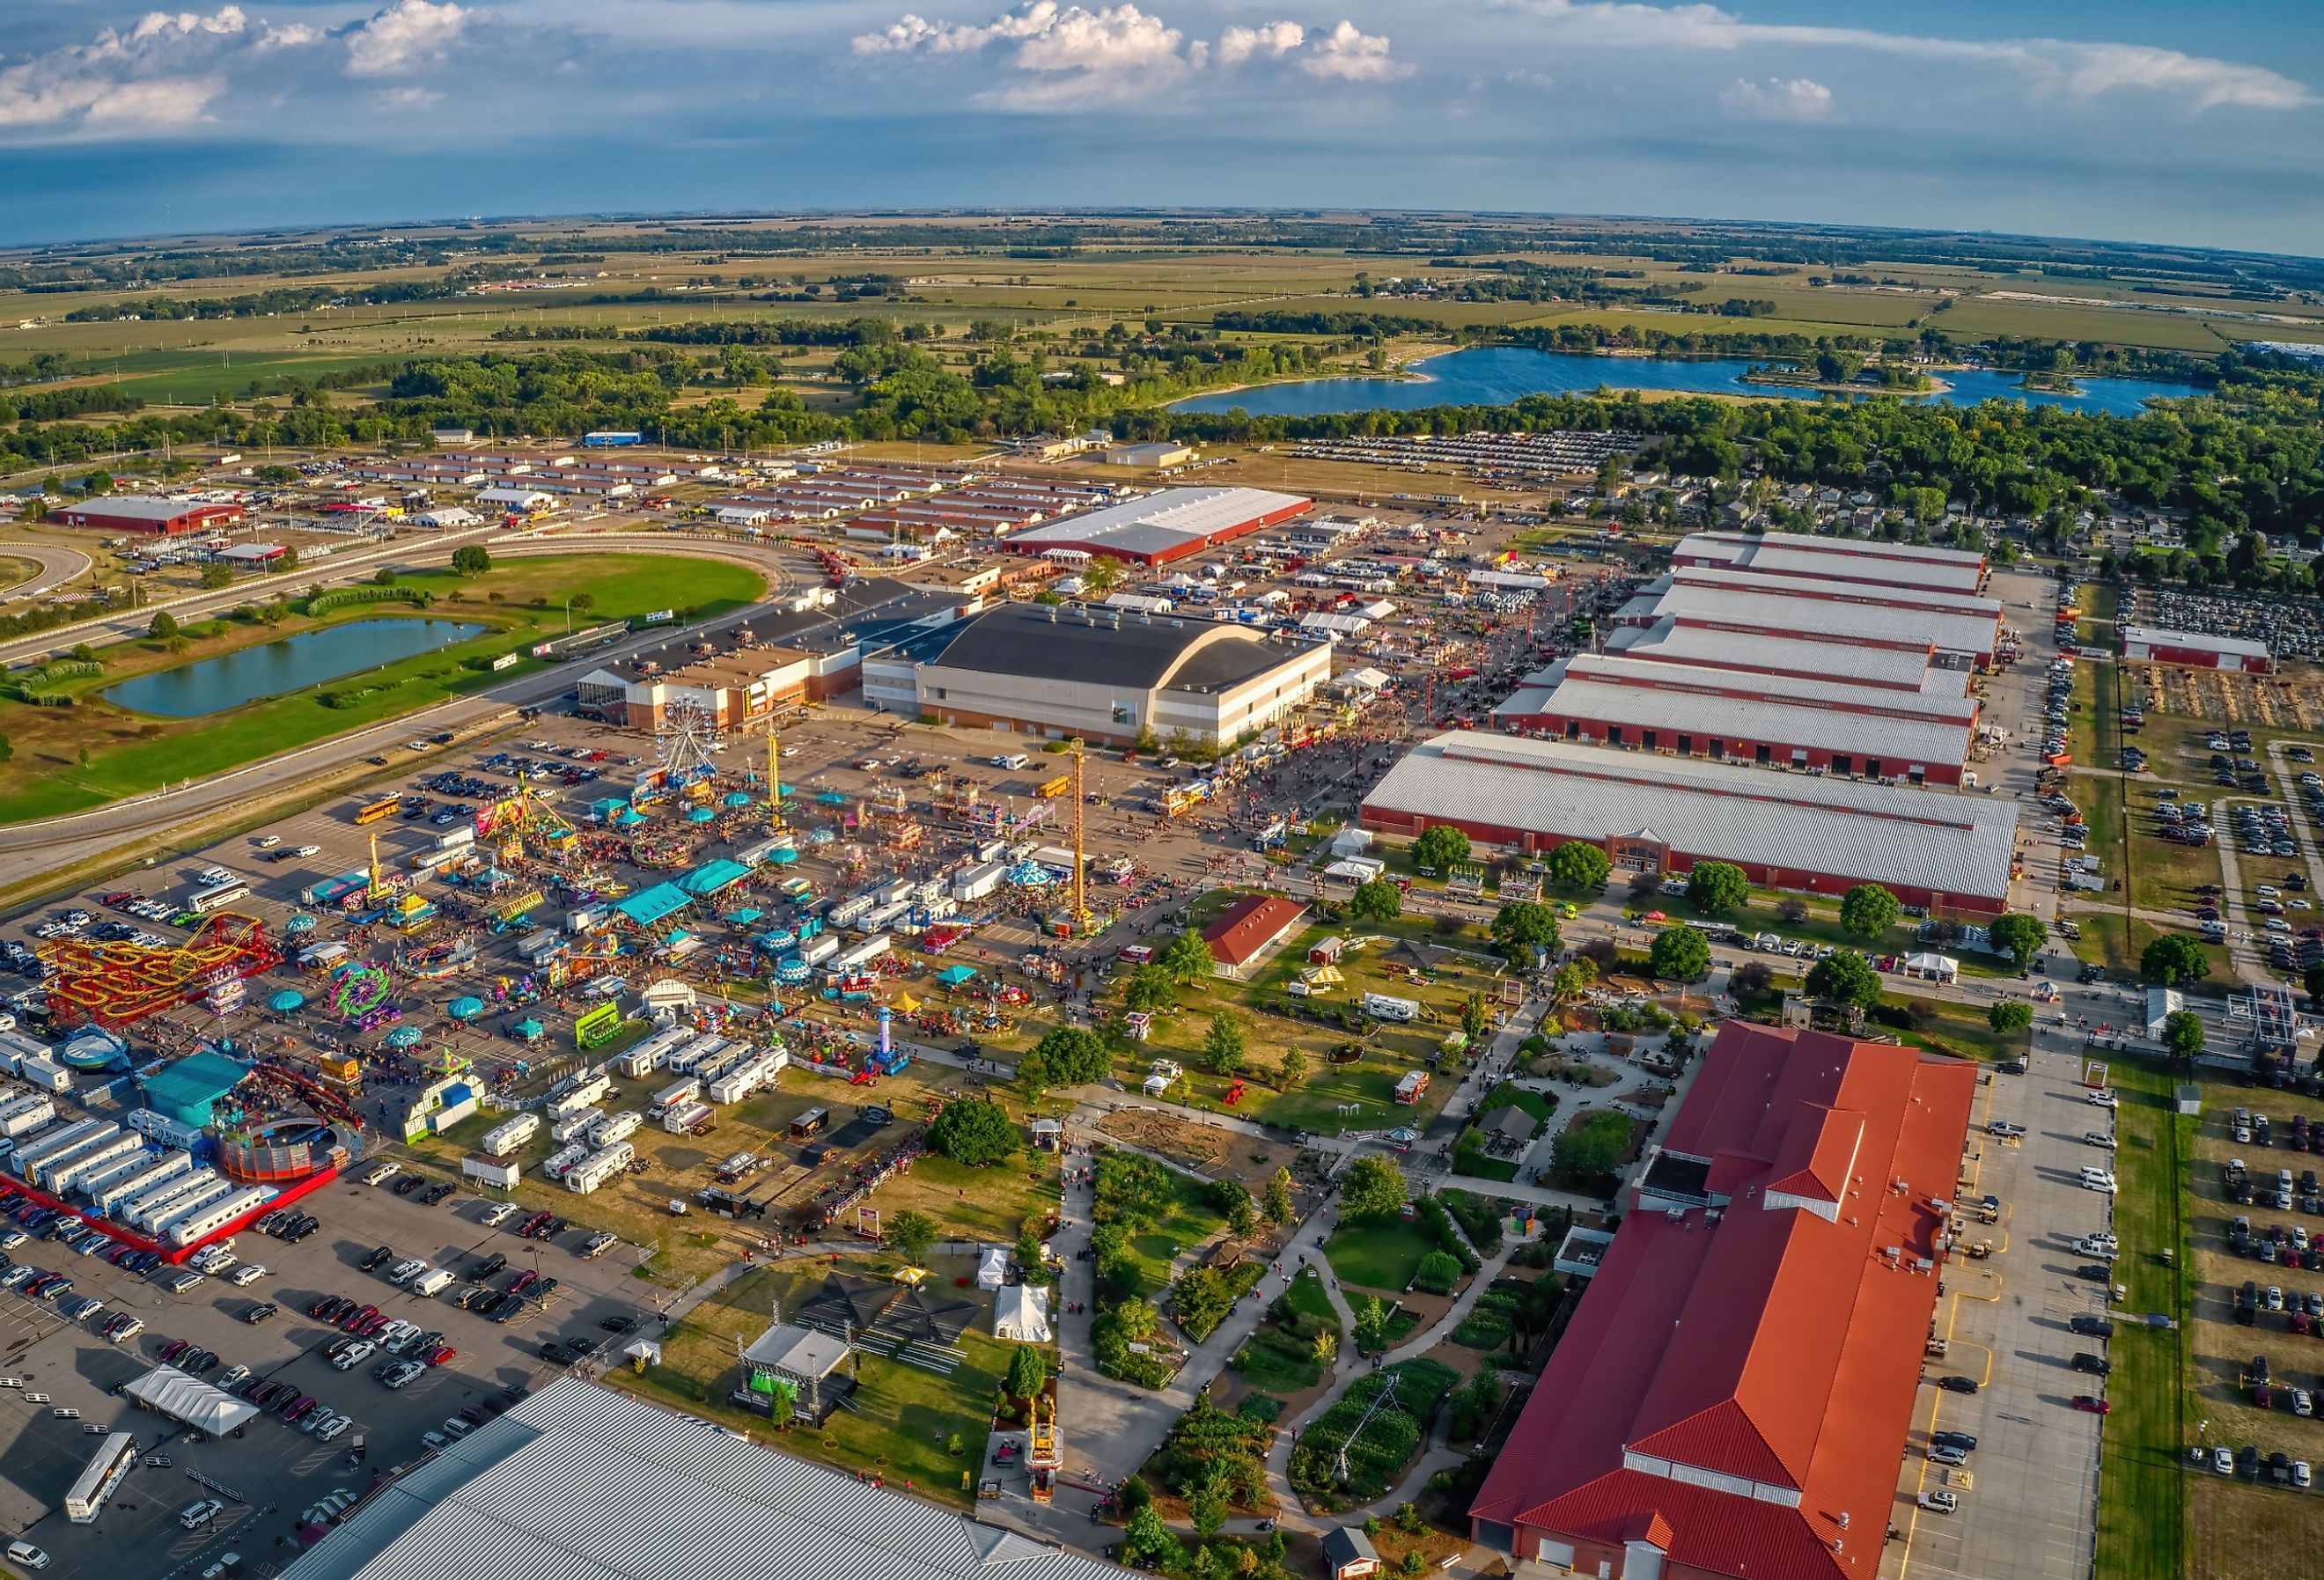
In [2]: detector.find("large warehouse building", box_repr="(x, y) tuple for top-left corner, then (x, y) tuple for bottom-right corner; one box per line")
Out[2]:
(1615, 567), (2003, 668)
(1362, 732), (2018, 913)
(1671, 529), (1988, 595)
(1470, 1023), (1977, 1580)
(903, 602), (1331, 748)
(53, 496), (244, 537)
(1605, 619), (1961, 696)
(1004, 486), (1311, 566)
(2121, 624), (2271, 674)
(1495, 652), (1982, 787)
(279, 1377), (1123, 1580)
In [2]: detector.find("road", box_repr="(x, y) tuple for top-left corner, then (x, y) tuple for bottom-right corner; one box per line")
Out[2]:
(0, 529), (812, 890)
(0, 540), (93, 603)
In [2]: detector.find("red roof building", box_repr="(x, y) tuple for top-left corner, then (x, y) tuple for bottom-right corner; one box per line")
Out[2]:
(1470, 1023), (1977, 1580)
(54, 496), (244, 537)
(1201, 894), (1308, 978)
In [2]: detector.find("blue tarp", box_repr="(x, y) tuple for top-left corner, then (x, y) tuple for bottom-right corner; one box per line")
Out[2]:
(613, 883), (692, 928)
(679, 860), (751, 898)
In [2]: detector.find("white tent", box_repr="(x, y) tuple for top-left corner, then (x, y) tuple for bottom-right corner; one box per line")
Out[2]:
(123, 1365), (258, 1435)
(993, 1284), (1051, 1342)
(1900, 952), (1960, 984)
(976, 1246), (1008, 1290)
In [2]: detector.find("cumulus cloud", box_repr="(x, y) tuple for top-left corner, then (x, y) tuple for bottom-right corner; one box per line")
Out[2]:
(1510, 0), (2311, 113)
(0, 5), (321, 136)
(1217, 20), (1304, 67)
(1720, 74), (1831, 121)
(854, 5), (1402, 101)
(1301, 19), (1404, 82)
(343, 0), (471, 78)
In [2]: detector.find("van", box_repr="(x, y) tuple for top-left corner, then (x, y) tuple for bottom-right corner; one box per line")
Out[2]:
(412, 1268), (454, 1297)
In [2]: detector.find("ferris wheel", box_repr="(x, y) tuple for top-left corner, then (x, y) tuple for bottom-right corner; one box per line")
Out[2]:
(657, 700), (724, 788)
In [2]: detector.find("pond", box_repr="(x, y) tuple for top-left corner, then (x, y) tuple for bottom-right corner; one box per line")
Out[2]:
(104, 618), (489, 718)
(1169, 345), (2203, 419)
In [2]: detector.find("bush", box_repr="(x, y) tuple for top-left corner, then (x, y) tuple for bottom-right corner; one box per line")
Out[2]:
(926, 1098), (1019, 1165)
(1411, 1250), (1464, 1295)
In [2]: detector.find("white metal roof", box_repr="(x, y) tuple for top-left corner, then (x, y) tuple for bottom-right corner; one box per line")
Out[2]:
(1561, 653), (1977, 724)
(1526, 672), (1972, 767)
(1364, 734), (2017, 902)
(122, 1365), (259, 1435)
(1006, 488), (1306, 557)
(1650, 585), (1999, 658)
(1606, 618), (1942, 693)
(739, 1322), (850, 1379)
(280, 1378), (1123, 1580)
(1673, 566), (2002, 618)
(1676, 531), (1986, 593)
(2122, 625), (2269, 660)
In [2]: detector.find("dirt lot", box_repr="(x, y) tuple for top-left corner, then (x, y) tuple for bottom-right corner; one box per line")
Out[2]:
(1094, 1108), (1300, 1190)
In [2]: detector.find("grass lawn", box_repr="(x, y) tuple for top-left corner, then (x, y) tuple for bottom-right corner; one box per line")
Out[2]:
(1325, 1217), (1439, 1295)
(1120, 1169), (1231, 1293)
(2094, 1055), (2190, 1580)
(868, 1152), (1060, 1246)
(613, 1261), (1012, 1510)
(1891, 993), (2026, 1063)
(0, 553), (764, 819)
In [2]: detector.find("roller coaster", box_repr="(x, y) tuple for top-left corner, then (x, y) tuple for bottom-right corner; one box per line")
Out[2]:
(39, 913), (282, 1029)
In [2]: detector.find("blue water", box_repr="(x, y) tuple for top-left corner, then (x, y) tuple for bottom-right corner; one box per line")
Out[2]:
(1170, 345), (2201, 418)
(105, 618), (487, 717)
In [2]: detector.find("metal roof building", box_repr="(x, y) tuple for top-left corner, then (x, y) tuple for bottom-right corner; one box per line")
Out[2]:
(1672, 529), (1988, 594)
(1502, 653), (1980, 787)
(279, 1377), (1125, 1580)
(1004, 487), (1311, 565)
(2120, 624), (2271, 674)
(1362, 733), (2018, 914)
(1605, 618), (1960, 696)
(1622, 571), (2002, 666)
(1470, 1024), (1978, 1580)
(55, 496), (244, 537)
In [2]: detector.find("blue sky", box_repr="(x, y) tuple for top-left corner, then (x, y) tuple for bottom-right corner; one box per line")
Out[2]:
(1, 1), (2319, 254)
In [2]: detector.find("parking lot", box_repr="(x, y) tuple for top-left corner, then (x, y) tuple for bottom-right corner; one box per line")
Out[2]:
(0, 1171), (662, 1575)
(1885, 1015), (2108, 1580)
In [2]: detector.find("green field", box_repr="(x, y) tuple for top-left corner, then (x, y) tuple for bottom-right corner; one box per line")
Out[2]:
(1323, 1218), (1438, 1295)
(0, 553), (763, 820)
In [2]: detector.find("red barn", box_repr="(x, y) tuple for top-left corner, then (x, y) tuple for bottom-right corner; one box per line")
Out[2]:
(55, 496), (244, 537)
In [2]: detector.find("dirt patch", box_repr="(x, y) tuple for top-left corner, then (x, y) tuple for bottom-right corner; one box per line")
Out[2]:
(1097, 1108), (1300, 1190)
(2191, 1473), (2317, 1580)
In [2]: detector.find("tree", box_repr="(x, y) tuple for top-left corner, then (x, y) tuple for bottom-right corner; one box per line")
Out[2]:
(1805, 950), (1882, 1010)
(1081, 556), (1124, 595)
(1201, 1013), (1245, 1076)
(1158, 927), (1215, 984)
(147, 610), (179, 640)
(1121, 1504), (1183, 1570)
(1015, 1222), (1050, 1285)
(1349, 879), (1402, 922)
(1032, 1025), (1109, 1085)
(200, 563), (233, 591)
(1548, 841), (1611, 892)
(571, 591), (596, 614)
(450, 544), (492, 577)
(927, 1099), (1019, 1165)
(1188, 1473), (1229, 1540)
(1460, 993), (1491, 1044)
(1003, 1341), (1048, 1407)
(2306, 960), (2324, 1006)
(1262, 1166), (1295, 1225)
(1351, 1295), (1390, 1352)
(374, 566), (400, 586)
(1648, 924), (1711, 983)
(82, 470), (112, 496)
(2162, 1009), (2206, 1069)
(1989, 913), (2048, 970)
(2141, 932), (2210, 987)
(886, 1209), (938, 1266)
(1685, 862), (1749, 914)
(1552, 958), (1598, 1001)
(1551, 1111), (1630, 1193)
(1340, 1155), (1407, 1222)
(1411, 825), (1470, 871)
(1489, 900), (1561, 967)
(276, 545), (298, 573)
(1278, 1047), (1308, 1089)
(1013, 1047), (1049, 1099)
(1224, 1187), (1259, 1238)
(1988, 1000), (2033, 1035)
(1124, 966), (1178, 1013)
(1731, 959), (1773, 996)
(1838, 884), (1900, 940)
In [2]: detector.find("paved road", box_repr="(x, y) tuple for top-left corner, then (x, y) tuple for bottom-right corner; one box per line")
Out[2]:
(0, 530), (813, 890)
(0, 540), (92, 602)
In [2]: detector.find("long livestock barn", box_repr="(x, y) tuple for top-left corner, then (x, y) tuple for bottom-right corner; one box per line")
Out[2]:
(1605, 618), (1961, 695)
(2120, 623), (2271, 673)
(1670, 528), (1988, 595)
(1003, 487), (1311, 566)
(1613, 567), (2004, 668)
(1361, 732), (2019, 915)
(1493, 652), (1982, 787)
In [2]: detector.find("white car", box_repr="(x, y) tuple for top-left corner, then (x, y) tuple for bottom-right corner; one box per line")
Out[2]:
(2083, 1172), (2118, 1194)
(481, 1202), (518, 1226)
(2213, 1445), (2234, 1474)
(315, 1415), (352, 1442)
(333, 1341), (377, 1371)
(229, 1264), (267, 1287)
(1917, 1489), (1958, 1513)
(254, 835), (281, 849)
(2086, 1090), (2117, 1108)
(293, 844), (320, 858)
(4, 1540), (49, 1570)
(179, 1497), (224, 1529)
(217, 1365), (251, 1391)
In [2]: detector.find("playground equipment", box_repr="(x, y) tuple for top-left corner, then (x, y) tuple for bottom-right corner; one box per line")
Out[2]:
(40, 914), (282, 1028)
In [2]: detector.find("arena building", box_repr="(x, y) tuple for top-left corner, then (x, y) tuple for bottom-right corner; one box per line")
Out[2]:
(1361, 733), (2018, 914)
(1003, 487), (1312, 566)
(1493, 653), (1982, 788)
(903, 602), (1331, 748)
(1671, 529), (1988, 595)
(53, 496), (244, 537)
(1470, 1022), (1977, 1580)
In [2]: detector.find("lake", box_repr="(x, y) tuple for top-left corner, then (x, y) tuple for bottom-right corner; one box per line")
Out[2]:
(1169, 345), (2201, 419)
(105, 618), (488, 718)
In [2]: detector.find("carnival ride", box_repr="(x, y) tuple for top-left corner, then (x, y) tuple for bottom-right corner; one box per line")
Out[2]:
(39, 913), (283, 1029)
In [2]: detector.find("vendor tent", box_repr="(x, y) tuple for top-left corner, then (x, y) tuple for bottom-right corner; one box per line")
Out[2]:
(768, 848), (800, 865)
(123, 1365), (259, 1436)
(975, 1246), (1007, 1290)
(447, 996), (486, 1021)
(613, 884), (692, 928)
(512, 1018), (545, 1041)
(385, 1025), (423, 1049)
(679, 860), (752, 898)
(992, 1283), (1051, 1342)
(687, 806), (717, 824)
(1900, 952), (1960, 984)
(284, 913), (317, 935)
(267, 989), (306, 1012)
(723, 791), (754, 808)
(935, 966), (977, 988)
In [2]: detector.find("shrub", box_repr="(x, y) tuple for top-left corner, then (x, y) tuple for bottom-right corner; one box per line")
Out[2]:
(1411, 1250), (1464, 1296)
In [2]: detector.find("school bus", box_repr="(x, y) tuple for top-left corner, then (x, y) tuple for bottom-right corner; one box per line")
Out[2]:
(1035, 775), (1070, 799)
(354, 795), (401, 826)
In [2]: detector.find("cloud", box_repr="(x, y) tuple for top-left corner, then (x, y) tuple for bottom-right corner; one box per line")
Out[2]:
(0, 5), (321, 136)
(374, 84), (445, 108)
(1510, 0), (2311, 113)
(344, 0), (471, 78)
(1720, 75), (1831, 121)
(1301, 20), (1405, 82)
(1217, 21), (1304, 67)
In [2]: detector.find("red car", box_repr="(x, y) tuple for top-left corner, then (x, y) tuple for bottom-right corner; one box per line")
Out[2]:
(2070, 1395), (2112, 1415)
(426, 1345), (456, 1366)
(342, 1304), (379, 1332)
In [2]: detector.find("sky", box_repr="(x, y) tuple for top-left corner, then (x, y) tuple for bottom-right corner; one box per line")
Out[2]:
(1, 0), (2320, 254)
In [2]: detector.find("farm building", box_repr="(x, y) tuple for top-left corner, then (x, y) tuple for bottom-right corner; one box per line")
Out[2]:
(2120, 624), (2271, 673)
(1003, 487), (1310, 567)
(54, 496), (243, 537)
(1103, 440), (1198, 468)
(1605, 618), (1960, 696)
(1613, 567), (2002, 668)
(1470, 1023), (1976, 1580)
(1201, 894), (1309, 979)
(1669, 529), (1987, 595)
(1362, 733), (2018, 915)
